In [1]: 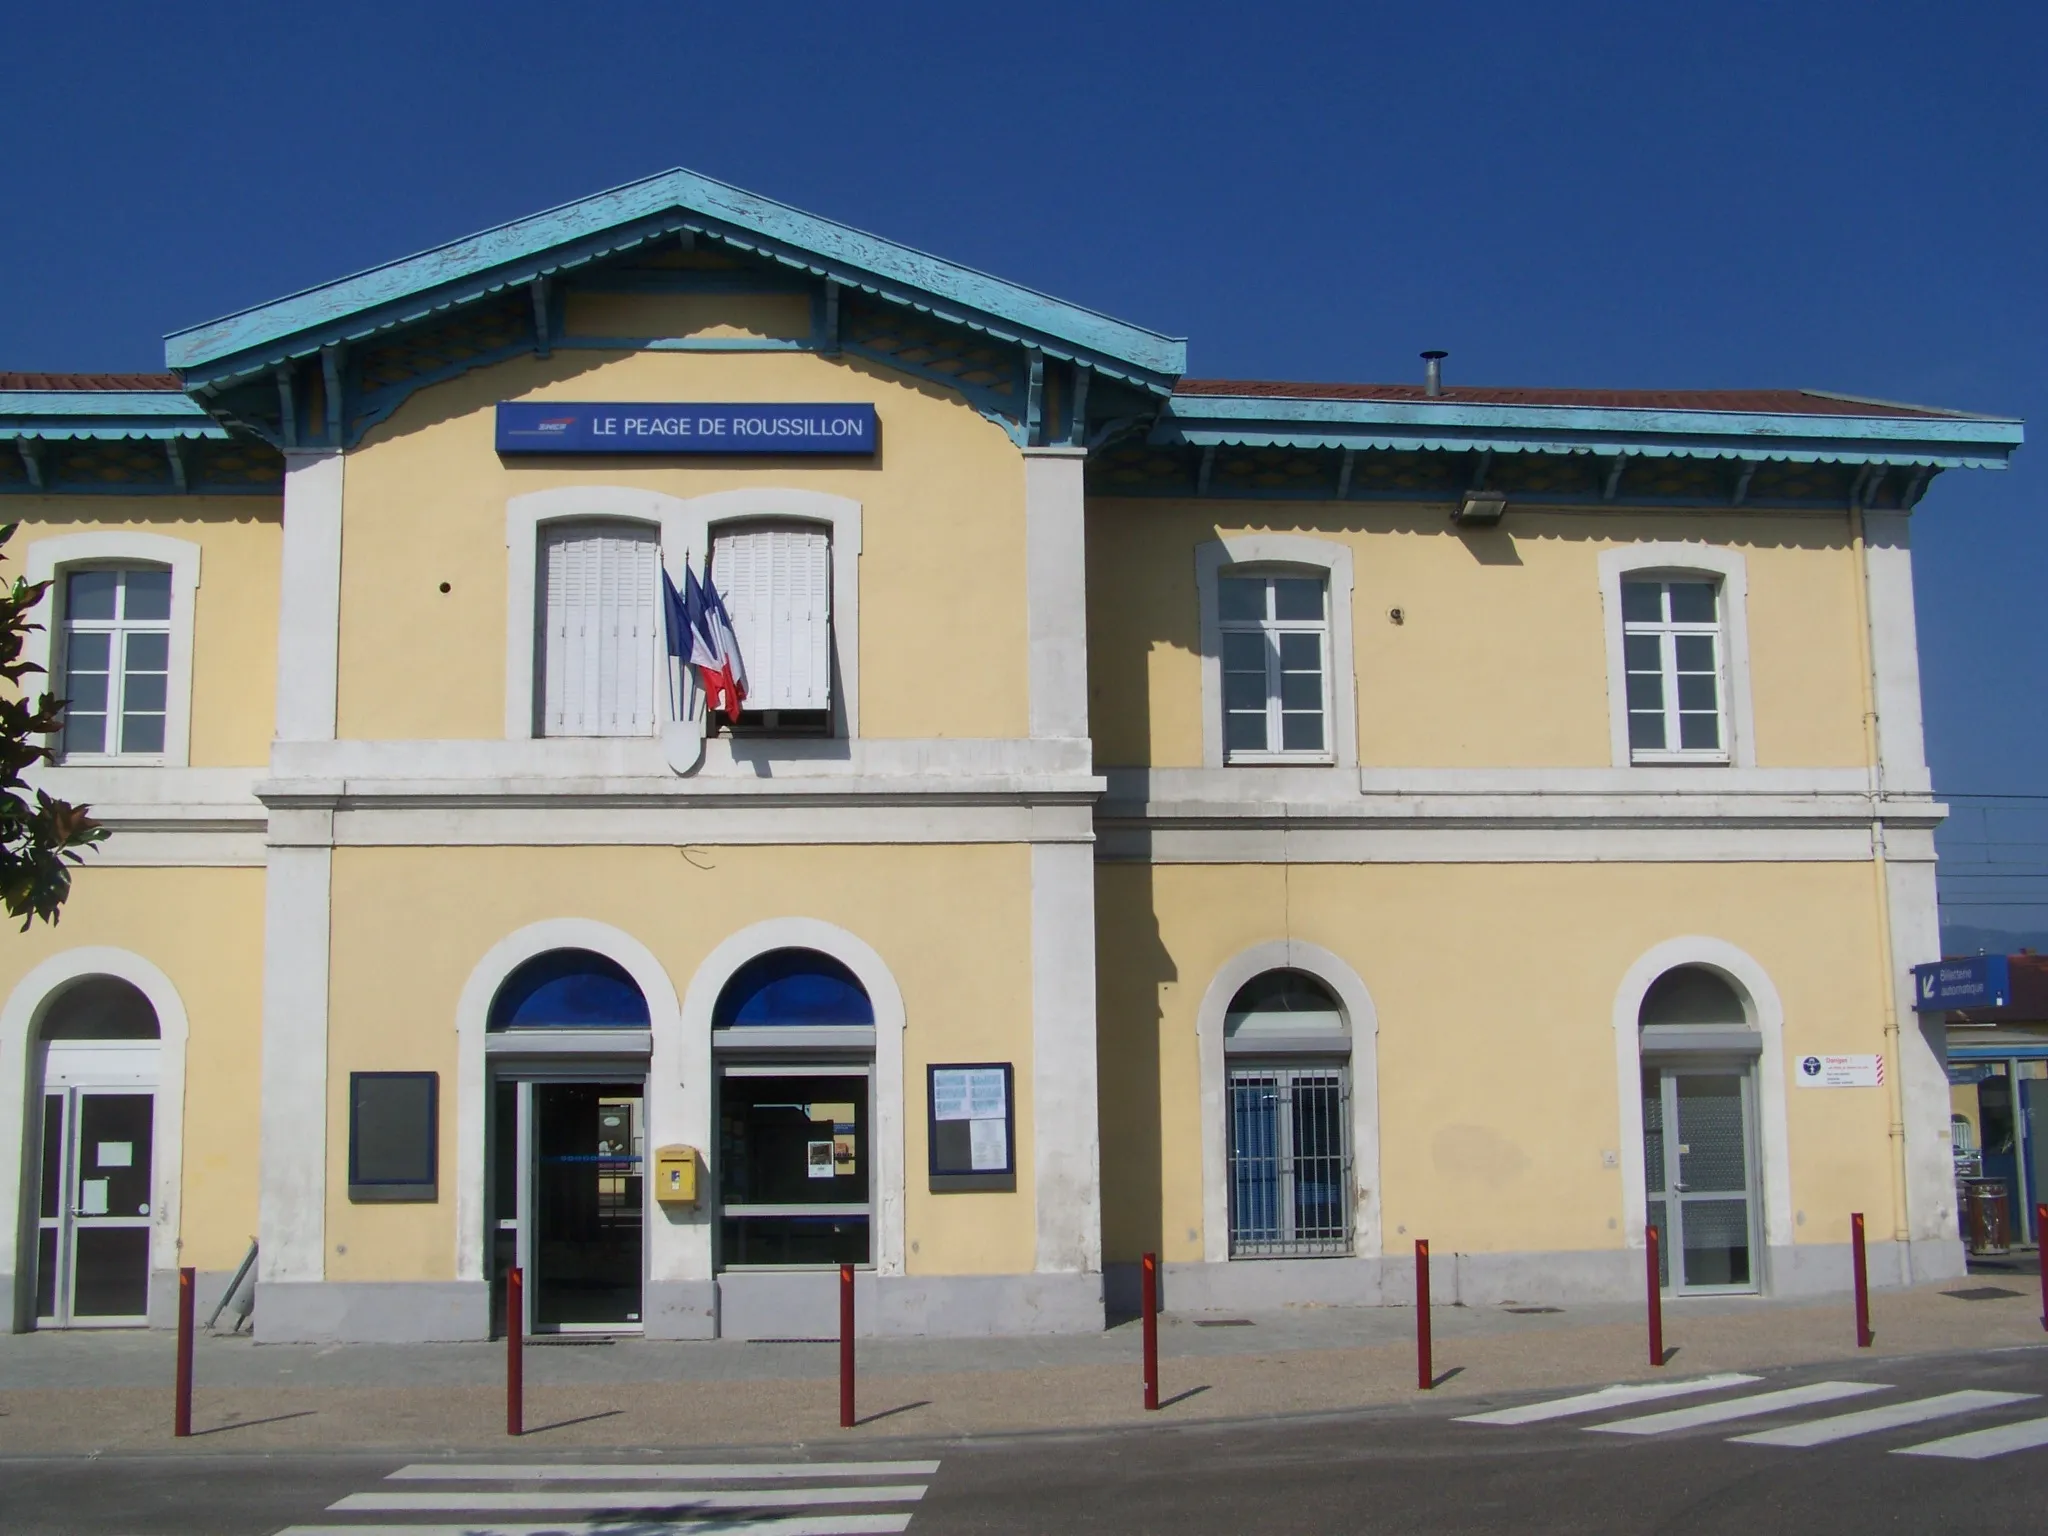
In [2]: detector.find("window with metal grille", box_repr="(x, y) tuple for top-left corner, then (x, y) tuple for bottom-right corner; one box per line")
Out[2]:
(1218, 571), (1329, 761)
(1227, 1064), (1352, 1257)
(710, 521), (832, 735)
(536, 522), (659, 737)
(58, 566), (172, 759)
(1621, 577), (1726, 762)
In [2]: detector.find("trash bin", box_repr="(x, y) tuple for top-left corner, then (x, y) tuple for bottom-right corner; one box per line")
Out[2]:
(1965, 1178), (2010, 1256)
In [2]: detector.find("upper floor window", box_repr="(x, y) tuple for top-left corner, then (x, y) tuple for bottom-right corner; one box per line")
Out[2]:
(1220, 571), (1329, 761)
(710, 522), (833, 736)
(59, 566), (172, 760)
(537, 521), (659, 737)
(1621, 577), (1727, 763)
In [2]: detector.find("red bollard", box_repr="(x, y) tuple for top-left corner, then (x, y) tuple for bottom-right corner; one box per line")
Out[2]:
(174, 1266), (195, 1438)
(1646, 1225), (1664, 1367)
(839, 1263), (856, 1429)
(1415, 1239), (1432, 1391)
(506, 1267), (523, 1437)
(1141, 1252), (1160, 1410)
(2037, 1205), (2047, 1333)
(1851, 1211), (1873, 1348)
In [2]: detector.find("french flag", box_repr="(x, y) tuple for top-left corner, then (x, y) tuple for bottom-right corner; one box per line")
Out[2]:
(663, 561), (748, 723)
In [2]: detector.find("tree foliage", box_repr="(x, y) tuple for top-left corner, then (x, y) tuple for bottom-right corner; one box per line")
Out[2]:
(0, 523), (106, 927)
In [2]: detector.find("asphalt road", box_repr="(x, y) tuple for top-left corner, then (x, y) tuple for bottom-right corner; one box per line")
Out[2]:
(5, 1346), (2046, 1534)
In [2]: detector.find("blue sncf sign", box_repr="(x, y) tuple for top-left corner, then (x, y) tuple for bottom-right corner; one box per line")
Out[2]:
(1912, 954), (2012, 1011)
(496, 401), (877, 455)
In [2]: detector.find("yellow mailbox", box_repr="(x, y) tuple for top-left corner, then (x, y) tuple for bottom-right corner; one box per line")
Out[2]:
(653, 1144), (698, 1206)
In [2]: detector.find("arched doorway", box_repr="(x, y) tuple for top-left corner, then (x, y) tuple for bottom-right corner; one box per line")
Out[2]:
(713, 949), (875, 1271)
(486, 949), (651, 1334)
(1223, 970), (1352, 1258)
(1639, 964), (1761, 1294)
(33, 976), (161, 1327)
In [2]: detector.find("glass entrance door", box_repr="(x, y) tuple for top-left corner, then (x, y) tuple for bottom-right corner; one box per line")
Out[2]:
(491, 1078), (645, 1333)
(1643, 1068), (1758, 1293)
(35, 1089), (155, 1326)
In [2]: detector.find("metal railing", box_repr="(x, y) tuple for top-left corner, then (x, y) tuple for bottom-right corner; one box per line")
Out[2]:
(1227, 1065), (1352, 1257)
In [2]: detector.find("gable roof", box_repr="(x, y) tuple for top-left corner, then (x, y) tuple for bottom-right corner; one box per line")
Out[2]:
(165, 167), (1187, 390)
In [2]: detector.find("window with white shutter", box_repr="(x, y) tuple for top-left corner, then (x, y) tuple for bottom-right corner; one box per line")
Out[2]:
(536, 522), (660, 737)
(709, 522), (833, 734)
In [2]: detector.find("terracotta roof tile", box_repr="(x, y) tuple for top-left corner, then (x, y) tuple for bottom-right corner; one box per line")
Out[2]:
(0, 372), (184, 392)
(1173, 380), (1958, 420)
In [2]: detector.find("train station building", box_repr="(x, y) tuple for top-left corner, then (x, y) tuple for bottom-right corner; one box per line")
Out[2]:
(0, 168), (2024, 1339)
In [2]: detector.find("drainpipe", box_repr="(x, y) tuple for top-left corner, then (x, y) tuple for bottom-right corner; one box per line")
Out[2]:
(1847, 487), (1915, 1256)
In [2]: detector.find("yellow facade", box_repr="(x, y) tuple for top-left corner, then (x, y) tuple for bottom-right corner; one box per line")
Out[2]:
(6, 169), (2001, 1338)
(1098, 859), (1897, 1266)
(0, 866), (266, 1272)
(8, 497), (281, 764)
(336, 348), (1028, 743)
(323, 843), (1037, 1283)
(1086, 500), (1870, 769)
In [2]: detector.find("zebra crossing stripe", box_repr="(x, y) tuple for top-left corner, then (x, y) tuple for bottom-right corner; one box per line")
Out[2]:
(387, 1462), (942, 1481)
(1732, 1391), (2039, 1448)
(276, 1519), (913, 1536)
(332, 1485), (928, 1513)
(1894, 1415), (2048, 1461)
(1587, 1381), (1886, 1435)
(1455, 1373), (1760, 1426)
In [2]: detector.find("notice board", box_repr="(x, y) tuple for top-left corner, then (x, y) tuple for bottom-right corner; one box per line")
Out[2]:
(928, 1062), (1015, 1192)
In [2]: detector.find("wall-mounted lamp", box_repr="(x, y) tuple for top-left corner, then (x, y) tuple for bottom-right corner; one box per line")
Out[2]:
(1453, 491), (1507, 526)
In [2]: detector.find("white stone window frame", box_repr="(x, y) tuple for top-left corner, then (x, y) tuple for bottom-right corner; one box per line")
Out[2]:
(1195, 940), (1381, 1265)
(1610, 937), (1793, 1265)
(0, 946), (193, 1329)
(23, 533), (201, 769)
(1599, 544), (1756, 770)
(1197, 535), (1356, 770)
(505, 487), (861, 748)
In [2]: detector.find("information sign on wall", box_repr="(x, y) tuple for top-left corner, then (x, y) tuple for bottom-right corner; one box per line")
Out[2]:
(928, 1062), (1014, 1192)
(495, 401), (877, 455)
(1794, 1053), (1884, 1089)
(1912, 955), (2012, 1011)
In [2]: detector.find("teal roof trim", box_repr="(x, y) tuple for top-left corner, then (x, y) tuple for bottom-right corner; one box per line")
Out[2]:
(1158, 395), (2023, 470)
(0, 390), (227, 441)
(166, 168), (1188, 389)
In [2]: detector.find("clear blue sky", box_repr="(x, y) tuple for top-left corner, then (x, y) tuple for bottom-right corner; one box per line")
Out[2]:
(8, 2), (2042, 936)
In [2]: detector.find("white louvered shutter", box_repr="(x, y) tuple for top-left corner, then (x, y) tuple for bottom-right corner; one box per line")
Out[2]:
(539, 522), (658, 735)
(710, 524), (832, 712)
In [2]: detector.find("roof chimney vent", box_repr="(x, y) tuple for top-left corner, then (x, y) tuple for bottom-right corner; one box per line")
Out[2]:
(1421, 350), (1448, 398)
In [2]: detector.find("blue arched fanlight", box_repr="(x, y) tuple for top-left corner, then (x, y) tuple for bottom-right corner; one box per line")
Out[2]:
(714, 948), (874, 1028)
(488, 949), (650, 1029)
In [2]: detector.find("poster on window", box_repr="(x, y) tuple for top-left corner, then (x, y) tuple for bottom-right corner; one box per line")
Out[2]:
(928, 1063), (1014, 1188)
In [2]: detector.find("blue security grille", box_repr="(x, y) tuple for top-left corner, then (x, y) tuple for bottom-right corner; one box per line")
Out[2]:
(1228, 1066), (1351, 1257)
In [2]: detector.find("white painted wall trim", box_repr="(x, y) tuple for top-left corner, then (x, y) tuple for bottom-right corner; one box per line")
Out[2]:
(276, 451), (344, 743)
(1885, 856), (1957, 1258)
(1194, 940), (1381, 1265)
(1, 947), (190, 1330)
(1023, 447), (1089, 742)
(453, 918), (683, 1285)
(1597, 543), (1757, 769)
(1196, 535), (1357, 770)
(1610, 937), (1792, 1260)
(23, 531), (201, 768)
(1031, 841), (1100, 1274)
(503, 486), (862, 751)
(256, 846), (332, 1288)
(1859, 512), (1932, 795)
(678, 918), (907, 1278)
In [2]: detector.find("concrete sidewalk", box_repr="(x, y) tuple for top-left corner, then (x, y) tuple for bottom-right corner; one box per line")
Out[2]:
(2, 1279), (2043, 1454)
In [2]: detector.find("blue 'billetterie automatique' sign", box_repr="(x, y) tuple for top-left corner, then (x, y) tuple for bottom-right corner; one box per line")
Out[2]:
(1912, 954), (2012, 1011)
(495, 401), (877, 455)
